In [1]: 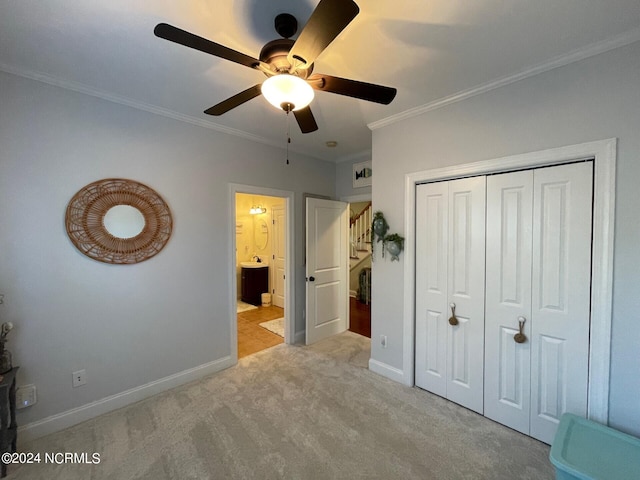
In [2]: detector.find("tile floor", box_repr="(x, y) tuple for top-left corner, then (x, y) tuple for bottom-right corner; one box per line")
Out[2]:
(237, 305), (284, 358)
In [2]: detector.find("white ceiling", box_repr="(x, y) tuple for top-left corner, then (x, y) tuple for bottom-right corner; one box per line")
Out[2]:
(1, 0), (639, 161)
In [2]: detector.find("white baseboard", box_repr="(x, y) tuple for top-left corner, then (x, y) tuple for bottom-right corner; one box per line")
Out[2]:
(368, 358), (407, 385)
(18, 355), (235, 444)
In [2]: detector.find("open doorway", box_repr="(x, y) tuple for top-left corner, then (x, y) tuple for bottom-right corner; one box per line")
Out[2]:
(348, 200), (372, 338)
(231, 186), (294, 360)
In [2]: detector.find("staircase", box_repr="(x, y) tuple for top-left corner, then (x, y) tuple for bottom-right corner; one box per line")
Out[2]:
(349, 201), (372, 267)
(349, 202), (372, 303)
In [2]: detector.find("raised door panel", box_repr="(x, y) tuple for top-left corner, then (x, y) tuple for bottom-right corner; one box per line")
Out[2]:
(446, 176), (486, 414)
(484, 171), (533, 434)
(415, 182), (448, 397)
(530, 162), (593, 444)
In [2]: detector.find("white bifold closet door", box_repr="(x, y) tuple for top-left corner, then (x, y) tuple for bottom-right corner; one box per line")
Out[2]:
(484, 162), (593, 444)
(415, 176), (486, 414)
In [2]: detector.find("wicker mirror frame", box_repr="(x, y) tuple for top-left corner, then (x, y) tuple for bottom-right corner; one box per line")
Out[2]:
(65, 178), (173, 264)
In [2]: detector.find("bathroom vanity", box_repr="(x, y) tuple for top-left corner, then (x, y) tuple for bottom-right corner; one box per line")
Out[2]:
(241, 263), (269, 306)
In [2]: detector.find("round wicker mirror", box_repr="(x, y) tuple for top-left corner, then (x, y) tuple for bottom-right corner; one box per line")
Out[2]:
(65, 178), (173, 264)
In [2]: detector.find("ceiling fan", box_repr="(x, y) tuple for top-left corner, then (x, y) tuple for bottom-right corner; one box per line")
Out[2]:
(154, 0), (397, 134)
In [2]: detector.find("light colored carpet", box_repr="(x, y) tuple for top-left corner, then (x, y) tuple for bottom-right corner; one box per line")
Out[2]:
(7, 332), (554, 479)
(259, 317), (284, 337)
(236, 300), (258, 313)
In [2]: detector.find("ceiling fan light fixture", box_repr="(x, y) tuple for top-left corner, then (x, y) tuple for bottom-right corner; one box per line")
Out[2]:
(261, 74), (314, 112)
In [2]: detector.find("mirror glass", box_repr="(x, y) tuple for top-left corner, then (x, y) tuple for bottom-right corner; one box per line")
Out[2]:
(255, 219), (268, 251)
(103, 205), (145, 239)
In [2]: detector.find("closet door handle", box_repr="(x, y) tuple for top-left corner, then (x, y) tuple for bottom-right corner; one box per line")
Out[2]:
(308, 276), (315, 282)
(448, 303), (459, 326)
(514, 316), (527, 344)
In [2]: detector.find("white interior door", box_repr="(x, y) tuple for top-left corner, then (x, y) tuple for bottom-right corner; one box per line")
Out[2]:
(446, 177), (486, 414)
(484, 170), (534, 434)
(415, 181), (449, 398)
(306, 198), (349, 345)
(484, 162), (593, 444)
(530, 162), (592, 444)
(415, 176), (486, 414)
(272, 205), (286, 308)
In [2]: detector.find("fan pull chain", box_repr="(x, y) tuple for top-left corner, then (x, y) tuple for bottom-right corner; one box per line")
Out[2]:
(285, 109), (291, 165)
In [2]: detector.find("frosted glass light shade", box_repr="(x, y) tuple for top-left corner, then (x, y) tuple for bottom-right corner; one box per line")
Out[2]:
(261, 74), (314, 111)
(249, 205), (267, 214)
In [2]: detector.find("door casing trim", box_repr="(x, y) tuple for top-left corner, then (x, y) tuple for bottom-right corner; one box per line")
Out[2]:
(229, 184), (295, 361)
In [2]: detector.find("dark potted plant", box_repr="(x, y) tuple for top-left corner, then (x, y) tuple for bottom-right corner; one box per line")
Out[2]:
(384, 233), (404, 261)
(371, 211), (389, 259)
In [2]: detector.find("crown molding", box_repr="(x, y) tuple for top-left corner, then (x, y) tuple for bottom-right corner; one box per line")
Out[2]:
(0, 62), (328, 161)
(369, 27), (640, 131)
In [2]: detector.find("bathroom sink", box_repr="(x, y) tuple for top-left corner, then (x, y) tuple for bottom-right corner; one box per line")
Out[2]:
(240, 261), (267, 268)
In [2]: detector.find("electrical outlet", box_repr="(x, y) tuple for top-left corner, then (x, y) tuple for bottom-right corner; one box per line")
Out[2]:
(380, 335), (387, 348)
(16, 384), (37, 408)
(72, 369), (87, 388)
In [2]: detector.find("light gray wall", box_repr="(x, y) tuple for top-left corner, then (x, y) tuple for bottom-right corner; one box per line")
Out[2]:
(0, 72), (335, 427)
(370, 41), (640, 436)
(335, 156), (372, 199)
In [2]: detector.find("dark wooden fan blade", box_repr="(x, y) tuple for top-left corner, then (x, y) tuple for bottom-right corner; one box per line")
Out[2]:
(293, 107), (318, 133)
(154, 23), (261, 70)
(287, 0), (359, 70)
(308, 74), (397, 104)
(204, 85), (263, 116)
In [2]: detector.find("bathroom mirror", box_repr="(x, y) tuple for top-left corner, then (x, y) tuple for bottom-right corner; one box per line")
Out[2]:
(255, 219), (268, 251)
(65, 178), (173, 264)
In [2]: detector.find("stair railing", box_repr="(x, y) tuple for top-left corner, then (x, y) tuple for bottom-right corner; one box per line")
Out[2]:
(350, 202), (372, 255)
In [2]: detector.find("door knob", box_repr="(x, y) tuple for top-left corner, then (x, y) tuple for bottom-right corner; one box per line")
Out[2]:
(448, 303), (458, 326)
(308, 276), (315, 282)
(514, 316), (527, 343)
